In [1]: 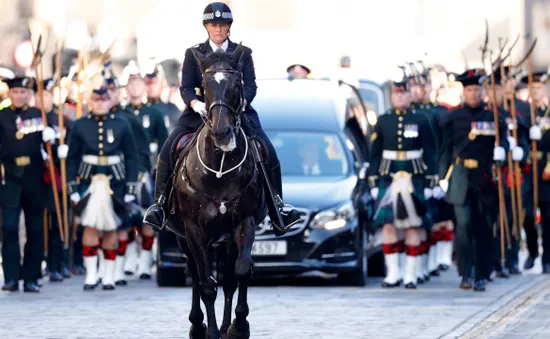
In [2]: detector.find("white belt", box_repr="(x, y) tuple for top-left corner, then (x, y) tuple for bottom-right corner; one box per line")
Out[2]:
(382, 149), (423, 160)
(82, 155), (122, 166)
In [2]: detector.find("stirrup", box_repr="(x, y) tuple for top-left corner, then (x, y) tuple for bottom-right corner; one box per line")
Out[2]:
(143, 204), (166, 231)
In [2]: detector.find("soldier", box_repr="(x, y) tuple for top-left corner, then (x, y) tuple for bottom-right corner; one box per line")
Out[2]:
(103, 62), (152, 283)
(438, 69), (510, 291)
(33, 78), (73, 282)
(522, 71), (550, 273)
(66, 84), (140, 290)
(0, 77), (51, 292)
(144, 63), (182, 134)
(368, 68), (436, 289)
(122, 63), (167, 279)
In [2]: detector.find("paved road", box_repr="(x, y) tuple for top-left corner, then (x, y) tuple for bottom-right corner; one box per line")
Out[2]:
(0, 249), (549, 339)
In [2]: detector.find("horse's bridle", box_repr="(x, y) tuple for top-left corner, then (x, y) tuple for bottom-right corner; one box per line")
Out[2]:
(201, 69), (245, 130)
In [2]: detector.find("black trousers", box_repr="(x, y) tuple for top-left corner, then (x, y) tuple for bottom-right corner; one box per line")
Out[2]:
(1, 199), (44, 283)
(454, 189), (492, 280)
(46, 211), (64, 273)
(504, 193), (520, 268)
(160, 119), (282, 196)
(540, 202), (550, 265)
(524, 214), (538, 258)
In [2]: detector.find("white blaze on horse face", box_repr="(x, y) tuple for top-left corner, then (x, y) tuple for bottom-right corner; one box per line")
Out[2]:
(219, 131), (237, 152)
(214, 72), (227, 84)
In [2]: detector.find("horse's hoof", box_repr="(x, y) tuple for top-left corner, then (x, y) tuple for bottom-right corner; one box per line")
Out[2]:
(207, 327), (221, 339)
(189, 323), (207, 339)
(227, 320), (250, 339)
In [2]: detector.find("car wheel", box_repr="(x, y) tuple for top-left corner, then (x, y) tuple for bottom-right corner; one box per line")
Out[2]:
(338, 230), (368, 286)
(156, 267), (187, 287)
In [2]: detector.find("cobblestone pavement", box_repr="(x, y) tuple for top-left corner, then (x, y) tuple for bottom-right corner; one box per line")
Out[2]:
(0, 250), (548, 339)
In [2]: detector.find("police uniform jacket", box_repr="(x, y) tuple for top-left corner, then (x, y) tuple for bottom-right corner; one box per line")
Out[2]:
(0, 105), (47, 210)
(112, 104), (152, 174)
(66, 112), (140, 196)
(438, 103), (509, 205)
(178, 39), (259, 132)
(368, 107), (436, 187)
(124, 103), (168, 150)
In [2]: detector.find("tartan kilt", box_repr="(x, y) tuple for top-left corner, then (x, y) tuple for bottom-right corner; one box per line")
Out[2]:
(373, 175), (431, 230)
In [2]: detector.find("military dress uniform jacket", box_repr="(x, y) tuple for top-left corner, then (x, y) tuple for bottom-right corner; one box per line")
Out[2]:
(438, 103), (509, 206)
(148, 99), (181, 134)
(178, 39), (260, 132)
(0, 106), (47, 211)
(124, 103), (168, 151)
(112, 105), (151, 175)
(526, 105), (550, 203)
(66, 113), (140, 199)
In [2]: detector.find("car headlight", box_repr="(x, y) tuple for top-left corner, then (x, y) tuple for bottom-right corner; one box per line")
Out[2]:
(309, 201), (356, 230)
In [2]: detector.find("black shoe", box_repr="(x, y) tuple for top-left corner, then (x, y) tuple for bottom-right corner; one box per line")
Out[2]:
(115, 280), (127, 286)
(23, 282), (40, 293)
(417, 277), (424, 285)
(460, 279), (472, 290)
(36, 279), (43, 287)
(83, 284), (97, 291)
(381, 281), (400, 288)
(139, 273), (152, 280)
(72, 265), (86, 276)
(508, 265), (521, 275)
(49, 272), (64, 282)
(61, 267), (72, 279)
(430, 270), (440, 277)
(103, 284), (115, 290)
(424, 274), (430, 282)
(144, 159), (171, 231)
(405, 282), (417, 289)
(543, 264), (550, 274)
(473, 280), (486, 292)
(439, 264), (449, 271)
(496, 268), (510, 278)
(2, 280), (19, 292)
(524, 256), (536, 270)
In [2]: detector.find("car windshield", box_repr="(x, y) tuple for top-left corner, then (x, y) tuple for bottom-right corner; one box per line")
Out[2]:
(265, 131), (349, 177)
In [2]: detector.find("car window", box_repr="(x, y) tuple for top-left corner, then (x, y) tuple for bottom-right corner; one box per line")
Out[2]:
(266, 131), (349, 177)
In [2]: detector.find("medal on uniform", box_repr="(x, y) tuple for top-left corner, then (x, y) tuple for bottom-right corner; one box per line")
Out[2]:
(143, 114), (150, 128)
(107, 129), (115, 143)
(164, 115), (170, 128)
(468, 131), (476, 140)
(219, 202), (227, 214)
(134, 109), (139, 116)
(15, 116), (21, 127)
(15, 130), (24, 139)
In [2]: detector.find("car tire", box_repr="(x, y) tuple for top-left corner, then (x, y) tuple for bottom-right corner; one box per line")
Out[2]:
(338, 230), (368, 286)
(156, 267), (187, 287)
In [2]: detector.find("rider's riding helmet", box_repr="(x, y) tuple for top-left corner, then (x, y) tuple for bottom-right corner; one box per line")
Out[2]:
(203, 2), (233, 25)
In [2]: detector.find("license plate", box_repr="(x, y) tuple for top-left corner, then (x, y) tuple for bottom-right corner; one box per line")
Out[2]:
(251, 241), (287, 256)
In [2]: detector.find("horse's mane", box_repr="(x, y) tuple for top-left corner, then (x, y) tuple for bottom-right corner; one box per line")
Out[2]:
(198, 49), (242, 72)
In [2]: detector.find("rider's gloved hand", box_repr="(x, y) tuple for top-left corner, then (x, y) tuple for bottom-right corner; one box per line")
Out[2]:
(192, 101), (207, 116)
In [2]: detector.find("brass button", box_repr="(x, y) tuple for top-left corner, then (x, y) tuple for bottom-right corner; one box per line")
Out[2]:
(398, 130), (402, 135)
(398, 137), (402, 142)
(134, 110), (139, 115)
(398, 117), (404, 121)
(99, 135), (103, 141)
(99, 150), (104, 155)
(98, 121), (103, 126)
(398, 144), (402, 149)
(98, 128), (103, 133)
(398, 123), (403, 128)
(98, 143), (103, 148)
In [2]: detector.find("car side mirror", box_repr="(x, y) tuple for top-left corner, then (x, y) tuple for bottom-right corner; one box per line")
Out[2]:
(358, 162), (369, 180)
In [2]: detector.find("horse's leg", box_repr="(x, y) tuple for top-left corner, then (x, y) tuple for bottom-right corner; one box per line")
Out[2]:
(220, 243), (239, 338)
(177, 237), (206, 339)
(227, 217), (255, 339)
(184, 221), (220, 339)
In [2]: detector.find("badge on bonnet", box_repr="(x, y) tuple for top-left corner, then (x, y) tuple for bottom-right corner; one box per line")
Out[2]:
(215, 10), (221, 17)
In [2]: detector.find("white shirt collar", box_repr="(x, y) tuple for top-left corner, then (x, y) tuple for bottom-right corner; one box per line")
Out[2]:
(209, 39), (228, 52)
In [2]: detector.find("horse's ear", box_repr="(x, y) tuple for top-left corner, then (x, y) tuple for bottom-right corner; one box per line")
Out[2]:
(231, 42), (245, 67)
(191, 48), (207, 72)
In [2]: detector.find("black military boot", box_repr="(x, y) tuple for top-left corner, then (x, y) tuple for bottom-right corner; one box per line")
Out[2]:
(143, 160), (171, 231)
(268, 164), (301, 232)
(524, 256), (536, 270)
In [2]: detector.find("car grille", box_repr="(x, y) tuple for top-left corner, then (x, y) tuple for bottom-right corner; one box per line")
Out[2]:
(255, 207), (310, 240)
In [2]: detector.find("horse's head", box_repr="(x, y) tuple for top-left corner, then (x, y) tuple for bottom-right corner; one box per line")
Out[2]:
(192, 44), (245, 152)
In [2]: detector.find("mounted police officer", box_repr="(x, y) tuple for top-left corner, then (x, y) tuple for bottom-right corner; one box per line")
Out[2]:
(143, 1), (301, 231)
(0, 77), (49, 292)
(66, 84), (140, 291)
(34, 78), (73, 282)
(438, 69), (510, 291)
(145, 62), (181, 134)
(286, 64), (311, 79)
(103, 62), (152, 281)
(369, 67), (436, 289)
(522, 70), (550, 273)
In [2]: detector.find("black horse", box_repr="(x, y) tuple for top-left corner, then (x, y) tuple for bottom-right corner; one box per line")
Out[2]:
(168, 45), (265, 339)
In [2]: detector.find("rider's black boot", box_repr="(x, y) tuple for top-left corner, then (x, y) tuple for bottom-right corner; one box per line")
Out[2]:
(143, 159), (171, 231)
(268, 164), (301, 230)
